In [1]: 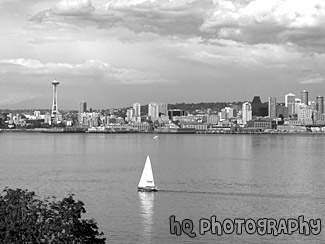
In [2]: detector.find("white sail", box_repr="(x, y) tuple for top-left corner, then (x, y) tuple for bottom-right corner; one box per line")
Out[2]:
(138, 156), (155, 188)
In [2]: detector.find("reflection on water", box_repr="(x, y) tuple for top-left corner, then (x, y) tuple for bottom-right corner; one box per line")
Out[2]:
(138, 192), (155, 244)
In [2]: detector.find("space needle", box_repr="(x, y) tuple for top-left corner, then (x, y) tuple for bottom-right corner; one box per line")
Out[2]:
(51, 79), (60, 117)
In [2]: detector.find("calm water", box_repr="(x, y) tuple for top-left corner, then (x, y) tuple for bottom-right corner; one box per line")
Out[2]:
(0, 132), (324, 243)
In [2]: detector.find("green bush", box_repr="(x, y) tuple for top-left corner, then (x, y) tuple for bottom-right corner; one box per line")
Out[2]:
(0, 188), (106, 243)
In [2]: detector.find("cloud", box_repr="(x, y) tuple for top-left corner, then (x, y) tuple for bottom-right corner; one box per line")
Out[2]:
(0, 58), (169, 84)
(52, 0), (95, 15)
(175, 37), (301, 69)
(200, 0), (325, 52)
(29, 0), (213, 38)
(298, 71), (325, 84)
(26, 0), (325, 54)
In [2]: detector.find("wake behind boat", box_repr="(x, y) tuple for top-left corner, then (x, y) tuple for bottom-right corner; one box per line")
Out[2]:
(138, 155), (158, 192)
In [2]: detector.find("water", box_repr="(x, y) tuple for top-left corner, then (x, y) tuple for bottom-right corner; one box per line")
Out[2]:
(0, 133), (324, 243)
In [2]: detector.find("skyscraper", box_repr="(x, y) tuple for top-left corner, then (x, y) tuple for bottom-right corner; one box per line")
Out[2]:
(301, 90), (308, 105)
(51, 79), (59, 117)
(251, 96), (268, 116)
(79, 101), (87, 114)
(133, 103), (141, 117)
(285, 93), (296, 116)
(316, 96), (324, 114)
(242, 102), (252, 124)
(268, 97), (276, 118)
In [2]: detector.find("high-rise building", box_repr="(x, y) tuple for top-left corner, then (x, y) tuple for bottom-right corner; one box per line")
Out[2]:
(148, 102), (167, 120)
(51, 79), (59, 117)
(242, 102), (252, 124)
(225, 107), (236, 119)
(79, 101), (87, 114)
(157, 103), (168, 116)
(148, 102), (159, 120)
(251, 96), (268, 116)
(297, 104), (313, 125)
(268, 97), (276, 118)
(276, 105), (289, 118)
(285, 93), (296, 116)
(316, 96), (324, 114)
(126, 108), (134, 122)
(133, 103), (141, 117)
(301, 90), (308, 105)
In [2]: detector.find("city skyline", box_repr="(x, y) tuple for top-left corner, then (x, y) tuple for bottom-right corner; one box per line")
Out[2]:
(1, 0), (325, 109)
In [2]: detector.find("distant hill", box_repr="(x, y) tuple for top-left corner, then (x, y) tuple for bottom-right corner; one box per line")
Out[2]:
(1, 97), (75, 110)
(167, 102), (243, 114)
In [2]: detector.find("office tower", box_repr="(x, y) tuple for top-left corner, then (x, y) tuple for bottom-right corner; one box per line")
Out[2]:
(242, 102), (252, 124)
(276, 105), (289, 118)
(268, 97), (276, 118)
(51, 79), (59, 117)
(285, 93), (296, 116)
(301, 90), (308, 105)
(79, 101), (87, 114)
(133, 103), (141, 117)
(316, 96), (324, 114)
(251, 96), (268, 116)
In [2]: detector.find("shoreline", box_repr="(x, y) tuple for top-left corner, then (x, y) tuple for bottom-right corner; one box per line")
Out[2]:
(0, 128), (324, 135)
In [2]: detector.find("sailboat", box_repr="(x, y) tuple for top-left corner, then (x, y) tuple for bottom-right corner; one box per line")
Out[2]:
(138, 156), (158, 192)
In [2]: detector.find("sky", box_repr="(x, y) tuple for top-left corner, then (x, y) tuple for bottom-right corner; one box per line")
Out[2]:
(0, 0), (325, 109)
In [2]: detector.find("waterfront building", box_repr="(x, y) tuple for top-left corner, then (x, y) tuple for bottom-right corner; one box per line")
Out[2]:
(316, 96), (324, 114)
(247, 119), (276, 129)
(277, 124), (307, 133)
(79, 112), (100, 127)
(285, 93), (296, 116)
(207, 115), (220, 124)
(242, 102), (252, 124)
(301, 90), (308, 105)
(268, 97), (276, 118)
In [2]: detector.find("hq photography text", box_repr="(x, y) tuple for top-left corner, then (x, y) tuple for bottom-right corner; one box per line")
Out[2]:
(169, 215), (321, 238)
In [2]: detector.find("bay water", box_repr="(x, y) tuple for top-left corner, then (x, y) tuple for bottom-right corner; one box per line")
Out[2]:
(0, 133), (324, 243)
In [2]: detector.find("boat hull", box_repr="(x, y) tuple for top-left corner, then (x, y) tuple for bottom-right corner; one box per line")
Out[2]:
(138, 186), (158, 192)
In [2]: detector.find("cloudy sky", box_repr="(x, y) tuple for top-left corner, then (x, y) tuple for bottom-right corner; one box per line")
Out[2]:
(0, 0), (324, 109)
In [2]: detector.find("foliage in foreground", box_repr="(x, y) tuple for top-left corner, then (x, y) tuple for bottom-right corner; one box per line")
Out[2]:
(0, 188), (106, 243)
